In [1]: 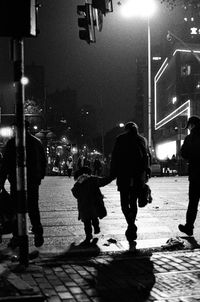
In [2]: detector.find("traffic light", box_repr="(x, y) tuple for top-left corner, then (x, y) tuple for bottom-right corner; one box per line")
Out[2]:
(77, 4), (95, 44)
(92, 0), (113, 15)
(0, 0), (38, 37)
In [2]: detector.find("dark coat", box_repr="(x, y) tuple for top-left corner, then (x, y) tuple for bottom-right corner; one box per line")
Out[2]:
(0, 132), (46, 187)
(181, 126), (200, 181)
(71, 175), (109, 222)
(110, 131), (149, 190)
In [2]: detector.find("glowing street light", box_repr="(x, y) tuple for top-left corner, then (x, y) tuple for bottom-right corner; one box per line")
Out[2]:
(21, 76), (29, 86)
(121, 0), (157, 149)
(119, 122), (125, 128)
(121, 0), (156, 18)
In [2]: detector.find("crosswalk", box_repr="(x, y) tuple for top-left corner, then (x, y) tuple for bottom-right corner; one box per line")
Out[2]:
(1, 176), (190, 254)
(100, 183), (173, 251)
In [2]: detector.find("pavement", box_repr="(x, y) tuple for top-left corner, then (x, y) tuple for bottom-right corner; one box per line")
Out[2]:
(1, 245), (200, 301)
(1, 176), (200, 301)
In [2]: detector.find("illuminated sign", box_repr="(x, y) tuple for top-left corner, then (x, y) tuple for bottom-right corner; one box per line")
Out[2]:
(190, 27), (200, 35)
(154, 49), (196, 130)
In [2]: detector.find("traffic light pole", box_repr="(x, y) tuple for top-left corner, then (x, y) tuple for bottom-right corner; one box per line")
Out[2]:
(13, 38), (29, 267)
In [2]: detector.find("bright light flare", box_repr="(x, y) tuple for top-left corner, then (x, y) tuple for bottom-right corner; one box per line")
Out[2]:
(0, 127), (13, 138)
(156, 141), (176, 161)
(21, 76), (29, 85)
(121, 0), (157, 18)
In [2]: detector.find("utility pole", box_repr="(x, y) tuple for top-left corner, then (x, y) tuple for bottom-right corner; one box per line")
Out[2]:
(13, 38), (29, 267)
(0, 0), (39, 268)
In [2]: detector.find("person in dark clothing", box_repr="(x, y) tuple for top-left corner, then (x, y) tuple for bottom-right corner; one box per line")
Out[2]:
(178, 115), (200, 236)
(72, 166), (111, 243)
(110, 121), (151, 244)
(93, 157), (102, 176)
(0, 121), (46, 248)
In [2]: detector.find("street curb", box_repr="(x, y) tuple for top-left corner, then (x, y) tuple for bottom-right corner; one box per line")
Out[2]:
(35, 246), (200, 263)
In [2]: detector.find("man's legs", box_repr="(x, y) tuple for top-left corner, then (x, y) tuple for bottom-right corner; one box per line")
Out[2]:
(179, 180), (200, 236)
(27, 183), (44, 247)
(92, 217), (100, 234)
(186, 181), (200, 228)
(83, 219), (93, 242)
(120, 188), (138, 241)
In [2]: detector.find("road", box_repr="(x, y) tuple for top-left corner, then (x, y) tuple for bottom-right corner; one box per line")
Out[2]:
(2, 175), (199, 253)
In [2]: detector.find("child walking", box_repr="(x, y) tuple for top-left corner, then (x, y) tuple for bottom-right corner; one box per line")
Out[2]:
(71, 166), (111, 243)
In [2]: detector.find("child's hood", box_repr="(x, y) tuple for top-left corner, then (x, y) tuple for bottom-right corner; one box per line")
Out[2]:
(77, 174), (90, 184)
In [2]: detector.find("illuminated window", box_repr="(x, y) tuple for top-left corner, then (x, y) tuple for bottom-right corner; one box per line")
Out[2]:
(196, 81), (200, 89)
(172, 96), (177, 104)
(181, 65), (191, 77)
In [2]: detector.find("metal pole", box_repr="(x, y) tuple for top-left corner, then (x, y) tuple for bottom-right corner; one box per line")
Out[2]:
(13, 38), (29, 267)
(100, 96), (105, 158)
(147, 16), (152, 150)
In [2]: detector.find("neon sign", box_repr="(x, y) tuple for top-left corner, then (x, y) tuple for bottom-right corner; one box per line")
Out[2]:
(154, 49), (193, 130)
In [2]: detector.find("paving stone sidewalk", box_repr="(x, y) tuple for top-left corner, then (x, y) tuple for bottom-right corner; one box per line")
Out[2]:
(1, 247), (200, 301)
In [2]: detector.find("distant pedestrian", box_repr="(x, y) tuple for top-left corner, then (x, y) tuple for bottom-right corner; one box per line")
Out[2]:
(66, 156), (73, 178)
(93, 156), (102, 176)
(0, 121), (46, 248)
(179, 115), (200, 236)
(77, 155), (84, 169)
(71, 166), (111, 244)
(110, 121), (151, 245)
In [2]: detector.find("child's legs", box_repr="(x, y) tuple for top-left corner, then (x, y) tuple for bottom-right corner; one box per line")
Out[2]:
(92, 217), (99, 229)
(83, 219), (93, 239)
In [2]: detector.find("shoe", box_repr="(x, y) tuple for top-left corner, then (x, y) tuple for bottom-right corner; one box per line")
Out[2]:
(129, 241), (137, 251)
(94, 226), (100, 234)
(178, 224), (193, 236)
(85, 234), (93, 243)
(34, 234), (44, 247)
(125, 225), (137, 241)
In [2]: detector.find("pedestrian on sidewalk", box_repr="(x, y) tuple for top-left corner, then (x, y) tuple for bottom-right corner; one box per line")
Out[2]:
(66, 156), (73, 178)
(109, 121), (151, 244)
(0, 120), (46, 248)
(71, 166), (111, 244)
(179, 115), (200, 237)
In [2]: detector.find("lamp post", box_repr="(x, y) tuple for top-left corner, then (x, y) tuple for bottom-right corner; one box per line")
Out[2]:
(121, 0), (156, 149)
(147, 16), (152, 149)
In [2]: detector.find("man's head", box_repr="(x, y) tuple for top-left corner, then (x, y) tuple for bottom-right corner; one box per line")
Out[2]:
(125, 122), (138, 135)
(185, 115), (200, 130)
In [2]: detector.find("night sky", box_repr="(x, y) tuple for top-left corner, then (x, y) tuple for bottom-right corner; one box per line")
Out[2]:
(0, 0), (182, 133)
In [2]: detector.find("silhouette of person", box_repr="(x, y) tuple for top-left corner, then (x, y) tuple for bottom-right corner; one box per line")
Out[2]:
(0, 120), (46, 248)
(66, 156), (73, 178)
(93, 156), (102, 176)
(72, 166), (111, 244)
(179, 115), (200, 236)
(110, 121), (151, 244)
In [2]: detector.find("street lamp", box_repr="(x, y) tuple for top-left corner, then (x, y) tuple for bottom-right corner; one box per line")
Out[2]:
(121, 0), (157, 149)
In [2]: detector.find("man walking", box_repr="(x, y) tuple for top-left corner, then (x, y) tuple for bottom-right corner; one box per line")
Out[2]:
(0, 121), (46, 248)
(110, 122), (151, 244)
(179, 115), (200, 236)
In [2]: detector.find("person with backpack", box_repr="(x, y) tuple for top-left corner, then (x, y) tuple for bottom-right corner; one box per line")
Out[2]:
(110, 121), (151, 245)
